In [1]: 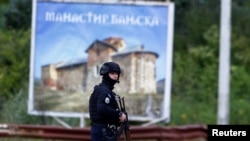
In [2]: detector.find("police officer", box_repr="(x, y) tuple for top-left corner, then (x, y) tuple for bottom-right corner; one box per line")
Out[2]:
(89, 62), (126, 141)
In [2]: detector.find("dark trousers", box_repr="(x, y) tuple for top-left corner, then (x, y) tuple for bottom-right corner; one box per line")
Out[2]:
(91, 124), (118, 141)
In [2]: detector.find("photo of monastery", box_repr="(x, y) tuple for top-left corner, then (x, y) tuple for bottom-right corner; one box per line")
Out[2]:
(35, 37), (164, 117)
(41, 37), (158, 94)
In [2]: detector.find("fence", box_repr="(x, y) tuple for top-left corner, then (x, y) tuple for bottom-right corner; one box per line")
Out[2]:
(0, 124), (207, 141)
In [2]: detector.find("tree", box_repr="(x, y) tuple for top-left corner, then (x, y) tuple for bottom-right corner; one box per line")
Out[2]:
(2, 0), (32, 30)
(0, 29), (30, 99)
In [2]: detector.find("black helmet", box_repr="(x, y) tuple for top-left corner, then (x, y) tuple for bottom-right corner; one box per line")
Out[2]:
(100, 62), (121, 75)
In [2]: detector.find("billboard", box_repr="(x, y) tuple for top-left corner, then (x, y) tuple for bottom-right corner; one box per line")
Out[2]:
(29, 0), (174, 125)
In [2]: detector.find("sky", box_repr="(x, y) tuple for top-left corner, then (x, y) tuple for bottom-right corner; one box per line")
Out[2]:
(32, 1), (173, 81)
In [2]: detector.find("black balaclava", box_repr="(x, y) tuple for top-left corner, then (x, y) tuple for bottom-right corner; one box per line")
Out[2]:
(102, 73), (119, 87)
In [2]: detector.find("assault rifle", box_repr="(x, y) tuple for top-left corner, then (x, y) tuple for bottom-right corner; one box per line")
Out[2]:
(117, 96), (131, 141)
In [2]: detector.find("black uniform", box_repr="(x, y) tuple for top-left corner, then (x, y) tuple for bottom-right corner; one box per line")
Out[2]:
(89, 79), (121, 125)
(89, 62), (122, 141)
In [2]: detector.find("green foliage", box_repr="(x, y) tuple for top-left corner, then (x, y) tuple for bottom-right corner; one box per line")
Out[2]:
(171, 0), (250, 124)
(172, 25), (219, 100)
(2, 0), (32, 30)
(231, 66), (250, 98)
(0, 87), (39, 124)
(230, 98), (250, 124)
(173, 0), (220, 51)
(171, 25), (219, 124)
(0, 29), (30, 99)
(0, 0), (9, 5)
(170, 95), (217, 125)
(231, 33), (250, 71)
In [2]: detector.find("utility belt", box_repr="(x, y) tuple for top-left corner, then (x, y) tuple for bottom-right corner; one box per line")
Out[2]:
(92, 123), (118, 141)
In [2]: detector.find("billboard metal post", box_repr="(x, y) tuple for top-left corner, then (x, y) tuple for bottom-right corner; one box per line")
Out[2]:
(162, 2), (175, 123)
(217, 0), (231, 125)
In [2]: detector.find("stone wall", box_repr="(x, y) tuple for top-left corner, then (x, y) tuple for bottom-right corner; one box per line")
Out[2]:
(57, 64), (87, 92)
(113, 51), (157, 94)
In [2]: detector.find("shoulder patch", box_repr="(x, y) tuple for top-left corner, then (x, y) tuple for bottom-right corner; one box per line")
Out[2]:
(105, 97), (110, 104)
